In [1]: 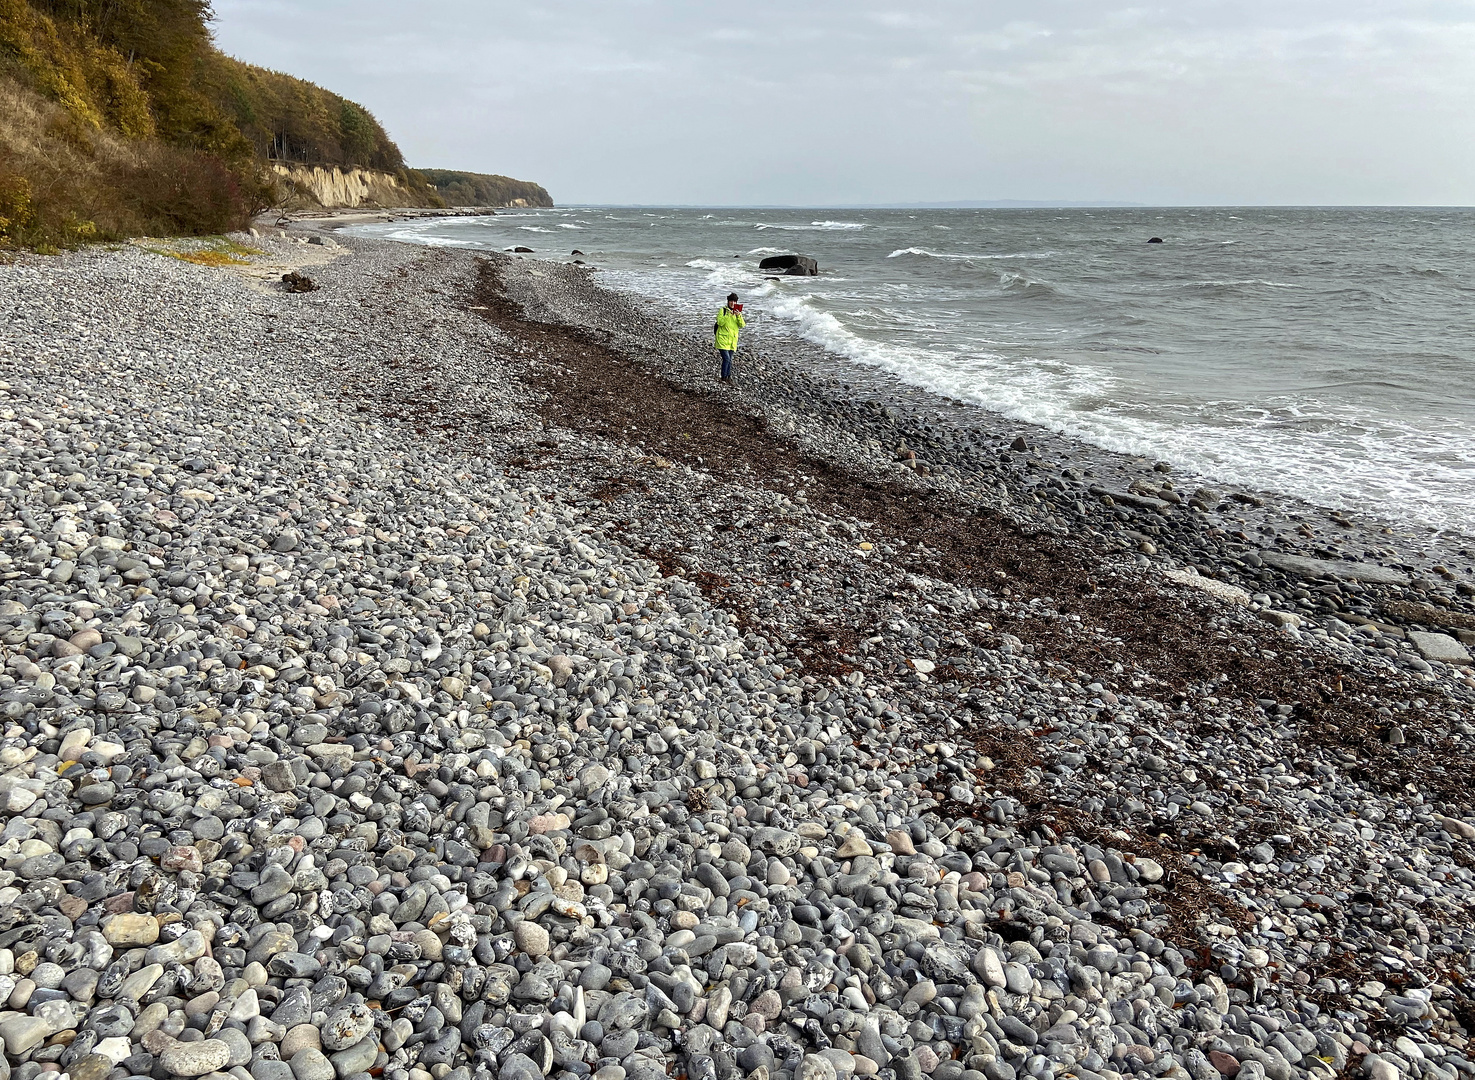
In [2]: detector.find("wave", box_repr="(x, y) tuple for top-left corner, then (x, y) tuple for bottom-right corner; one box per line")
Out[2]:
(755, 221), (868, 231)
(887, 247), (1051, 261)
(757, 291), (1475, 532)
(1162, 279), (1304, 290)
(686, 258), (731, 273)
(683, 257), (762, 289)
(996, 271), (1059, 295)
(344, 207), (1475, 536)
(557, 224), (584, 230)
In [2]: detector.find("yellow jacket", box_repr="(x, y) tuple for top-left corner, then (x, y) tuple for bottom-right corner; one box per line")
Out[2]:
(714, 306), (746, 350)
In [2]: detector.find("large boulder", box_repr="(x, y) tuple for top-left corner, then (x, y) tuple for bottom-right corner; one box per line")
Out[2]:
(758, 254), (819, 276)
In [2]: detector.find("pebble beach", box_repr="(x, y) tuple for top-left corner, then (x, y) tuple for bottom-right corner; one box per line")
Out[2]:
(0, 224), (1473, 1080)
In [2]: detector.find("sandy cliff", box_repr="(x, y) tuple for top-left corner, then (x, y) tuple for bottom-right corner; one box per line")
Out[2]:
(271, 163), (436, 210)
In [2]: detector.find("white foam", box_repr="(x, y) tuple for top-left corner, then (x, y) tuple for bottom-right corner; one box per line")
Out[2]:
(344, 209), (1475, 537)
(753, 291), (1475, 534)
(1158, 279), (1305, 290)
(755, 221), (868, 231)
(887, 248), (1051, 261)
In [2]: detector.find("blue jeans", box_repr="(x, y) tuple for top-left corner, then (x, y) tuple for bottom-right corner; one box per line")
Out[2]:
(718, 349), (735, 379)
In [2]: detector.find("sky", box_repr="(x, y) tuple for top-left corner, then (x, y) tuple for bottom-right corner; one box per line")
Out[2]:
(211, 1), (1475, 207)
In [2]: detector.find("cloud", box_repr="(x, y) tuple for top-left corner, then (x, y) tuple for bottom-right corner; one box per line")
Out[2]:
(210, 0), (1475, 205)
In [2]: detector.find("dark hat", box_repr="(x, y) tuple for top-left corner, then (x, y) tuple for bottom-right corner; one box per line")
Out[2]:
(727, 292), (739, 302)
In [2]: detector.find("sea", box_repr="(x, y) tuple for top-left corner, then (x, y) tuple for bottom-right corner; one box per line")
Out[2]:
(343, 206), (1475, 537)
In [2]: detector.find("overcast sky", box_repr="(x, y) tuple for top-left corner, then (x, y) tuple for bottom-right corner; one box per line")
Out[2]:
(212, 1), (1475, 207)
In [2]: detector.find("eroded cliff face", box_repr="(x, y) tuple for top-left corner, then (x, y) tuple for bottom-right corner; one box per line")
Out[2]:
(271, 164), (432, 209)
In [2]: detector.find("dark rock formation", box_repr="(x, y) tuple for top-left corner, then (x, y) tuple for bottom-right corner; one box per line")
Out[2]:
(758, 254), (819, 276)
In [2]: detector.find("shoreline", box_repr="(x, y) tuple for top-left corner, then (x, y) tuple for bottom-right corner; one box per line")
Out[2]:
(1, 231), (1473, 1080)
(475, 246), (1475, 664)
(261, 205), (504, 231)
(337, 217), (1475, 561)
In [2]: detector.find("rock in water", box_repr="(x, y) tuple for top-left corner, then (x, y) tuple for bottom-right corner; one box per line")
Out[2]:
(758, 253), (819, 275)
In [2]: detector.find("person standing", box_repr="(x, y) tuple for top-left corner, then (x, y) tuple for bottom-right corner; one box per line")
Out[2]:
(713, 292), (746, 384)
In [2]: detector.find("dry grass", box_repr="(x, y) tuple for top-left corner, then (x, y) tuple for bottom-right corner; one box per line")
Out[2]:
(139, 236), (263, 267)
(0, 75), (254, 252)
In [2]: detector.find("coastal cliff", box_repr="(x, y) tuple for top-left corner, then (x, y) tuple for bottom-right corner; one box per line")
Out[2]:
(419, 168), (553, 209)
(271, 163), (433, 210)
(0, 0), (547, 248)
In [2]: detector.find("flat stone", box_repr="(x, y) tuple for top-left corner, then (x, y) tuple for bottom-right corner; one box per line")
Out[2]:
(321, 1002), (374, 1051)
(1165, 568), (1251, 605)
(0, 1014), (51, 1054)
(96, 1036), (134, 1063)
(1408, 631), (1471, 666)
(514, 920), (550, 956)
(69, 1054), (113, 1080)
(1259, 610), (1302, 628)
(148, 929), (208, 965)
(1258, 551), (1409, 585)
(290, 1048), (336, 1080)
(1003, 962), (1033, 995)
(281, 1025), (322, 1058)
(328, 1036), (378, 1077)
(103, 912), (162, 947)
(160, 1038), (232, 1076)
(799, 1055), (838, 1080)
(118, 962), (165, 1000)
(973, 946), (1006, 988)
(1209, 1051), (1241, 1076)
(1089, 485), (1169, 511)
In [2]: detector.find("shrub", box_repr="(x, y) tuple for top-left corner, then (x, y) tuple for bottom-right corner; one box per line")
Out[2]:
(0, 75), (254, 250)
(0, 0), (438, 250)
(0, 168), (35, 242)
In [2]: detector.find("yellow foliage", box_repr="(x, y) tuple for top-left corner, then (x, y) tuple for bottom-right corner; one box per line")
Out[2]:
(0, 76), (255, 249)
(0, 0), (455, 249)
(0, 0), (104, 127)
(0, 170), (34, 239)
